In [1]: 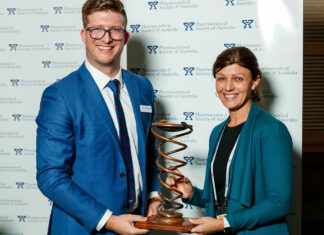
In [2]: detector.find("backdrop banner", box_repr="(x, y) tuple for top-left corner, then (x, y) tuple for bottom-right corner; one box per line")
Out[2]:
(0, 0), (302, 234)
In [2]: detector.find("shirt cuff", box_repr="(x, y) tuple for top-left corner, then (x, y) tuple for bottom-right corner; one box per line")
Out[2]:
(96, 209), (113, 231)
(148, 191), (159, 199)
(223, 216), (231, 228)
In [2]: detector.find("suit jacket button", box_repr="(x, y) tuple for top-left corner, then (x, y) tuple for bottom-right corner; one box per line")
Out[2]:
(120, 173), (125, 178)
(122, 205), (127, 210)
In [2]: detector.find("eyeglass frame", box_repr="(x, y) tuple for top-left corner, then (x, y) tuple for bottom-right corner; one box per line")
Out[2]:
(85, 27), (127, 41)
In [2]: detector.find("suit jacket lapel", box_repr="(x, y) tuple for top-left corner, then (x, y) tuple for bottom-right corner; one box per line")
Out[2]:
(122, 70), (145, 169)
(78, 63), (119, 145)
(227, 102), (260, 207)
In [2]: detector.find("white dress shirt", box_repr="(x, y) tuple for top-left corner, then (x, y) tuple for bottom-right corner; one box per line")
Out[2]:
(85, 60), (143, 231)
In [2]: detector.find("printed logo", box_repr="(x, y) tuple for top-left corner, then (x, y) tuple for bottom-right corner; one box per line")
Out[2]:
(9, 44), (18, 51)
(12, 114), (22, 121)
(55, 43), (64, 50)
(130, 68), (140, 74)
(130, 24), (141, 33)
(225, 0), (235, 6)
(42, 61), (51, 68)
(10, 79), (20, 86)
(224, 43), (236, 48)
(184, 67), (195, 76)
(147, 45), (158, 54)
(183, 22), (195, 31)
(153, 89), (158, 98)
(7, 8), (16, 15)
(242, 19), (254, 29)
(183, 112), (194, 120)
(14, 148), (23, 155)
(184, 156), (195, 165)
(53, 7), (63, 14)
(16, 182), (24, 189)
(148, 1), (159, 10)
(184, 202), (193, 209)
(40, 25), (50, 32)
(17, 216), (26, 222)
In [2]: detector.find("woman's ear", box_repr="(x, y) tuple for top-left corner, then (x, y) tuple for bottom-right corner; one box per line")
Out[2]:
(252, 75), (261, 90)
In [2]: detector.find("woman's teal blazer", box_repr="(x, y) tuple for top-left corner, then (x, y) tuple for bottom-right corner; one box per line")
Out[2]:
(189, 103), (293, 234)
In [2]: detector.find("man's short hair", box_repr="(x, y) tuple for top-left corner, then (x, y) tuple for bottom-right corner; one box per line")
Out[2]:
(82, 0), (127, 28)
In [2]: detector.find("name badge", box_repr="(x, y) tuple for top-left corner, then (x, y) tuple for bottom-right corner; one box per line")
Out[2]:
(140, 105), (152, 113)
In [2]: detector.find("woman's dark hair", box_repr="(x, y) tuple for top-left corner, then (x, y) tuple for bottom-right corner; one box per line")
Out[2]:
(213, 46), (262, 102)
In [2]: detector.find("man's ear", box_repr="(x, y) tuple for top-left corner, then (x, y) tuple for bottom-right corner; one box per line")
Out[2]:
(80, 28), (86, 43)
(123, 31), (130, 45)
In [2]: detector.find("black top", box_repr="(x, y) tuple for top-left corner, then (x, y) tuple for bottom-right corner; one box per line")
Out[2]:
(212, 122), (244, 206)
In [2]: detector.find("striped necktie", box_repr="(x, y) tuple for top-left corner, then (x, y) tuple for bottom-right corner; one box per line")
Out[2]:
(107, 79), (135, 209)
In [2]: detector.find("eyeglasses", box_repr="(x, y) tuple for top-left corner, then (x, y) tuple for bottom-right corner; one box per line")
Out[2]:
(85, 27), (126, 41)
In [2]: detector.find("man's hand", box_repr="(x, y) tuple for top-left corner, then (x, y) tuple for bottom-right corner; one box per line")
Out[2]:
(147, 198), (162, 217)
(190, 217), (224, 234)
(105, 214), (149, 235)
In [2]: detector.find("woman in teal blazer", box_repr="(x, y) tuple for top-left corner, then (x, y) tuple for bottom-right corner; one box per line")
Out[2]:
(168, 47), (292, 234)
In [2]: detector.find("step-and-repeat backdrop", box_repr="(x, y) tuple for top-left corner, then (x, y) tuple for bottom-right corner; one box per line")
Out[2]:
(0, 0), (302, 234)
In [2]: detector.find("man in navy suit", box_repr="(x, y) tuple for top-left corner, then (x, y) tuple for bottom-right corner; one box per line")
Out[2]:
(36, 0), (160, 234)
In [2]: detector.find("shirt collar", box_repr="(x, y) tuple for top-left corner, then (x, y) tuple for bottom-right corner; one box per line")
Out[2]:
(85, 59), (124, 90)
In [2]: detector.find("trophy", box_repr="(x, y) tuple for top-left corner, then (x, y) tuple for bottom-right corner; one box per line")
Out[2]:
(135, 120), (195, 232)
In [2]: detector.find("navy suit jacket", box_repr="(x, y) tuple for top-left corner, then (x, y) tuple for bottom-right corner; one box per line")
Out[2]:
(36, 63), (160, 234)
(188, 103), (293, 234)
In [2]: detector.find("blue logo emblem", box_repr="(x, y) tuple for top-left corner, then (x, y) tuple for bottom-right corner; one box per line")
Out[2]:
(17, 215), (26, 222)
(184, 156), (195, 165)
(55, 43), (64, 50)
(130, 24), (141, 33)
(10, 79), (20, 86)
(153, 89), (158, 98)
(183, 112), (194, 120)
(12, 114), (22, 121)
(184, 67), (195, 76)
(42, 61), (51, 68)
(9, 44), (18, 51)
(148, 1), (159, 10)
(40, 25), (50, 32)
(16, 182), (24, 189)
(147, 45), (158, 54)
(130, 68), (140, 74)
(242, 19), (254, 28)
(183, 22), (195, 31)
(53, 7), (63, 14)
(224, 43), (236, 49)
(14, 148), (23, 155)
(225, 0), (235, 6)
(7, 8), (16, 15)
(184, 202), (193, 209)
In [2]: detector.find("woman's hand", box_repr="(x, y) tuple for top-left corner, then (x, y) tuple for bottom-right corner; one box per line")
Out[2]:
(190, 217), (224, 234)
(165, 165), (194, 200)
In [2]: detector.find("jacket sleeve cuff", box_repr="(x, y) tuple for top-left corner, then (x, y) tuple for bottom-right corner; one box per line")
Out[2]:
(224, 213), (237, 232)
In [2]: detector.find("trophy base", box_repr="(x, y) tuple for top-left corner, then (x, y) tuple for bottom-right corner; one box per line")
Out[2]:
(135, 215), (195, 232)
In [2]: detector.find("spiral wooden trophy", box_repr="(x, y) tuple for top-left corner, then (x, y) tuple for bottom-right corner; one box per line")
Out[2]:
(135, 120), (195, 232)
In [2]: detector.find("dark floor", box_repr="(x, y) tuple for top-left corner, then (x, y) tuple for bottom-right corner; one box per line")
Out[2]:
(302, 152), (324, 234)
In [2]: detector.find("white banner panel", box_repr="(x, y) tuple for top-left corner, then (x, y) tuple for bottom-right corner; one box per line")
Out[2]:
(0, 0), (302, 234)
